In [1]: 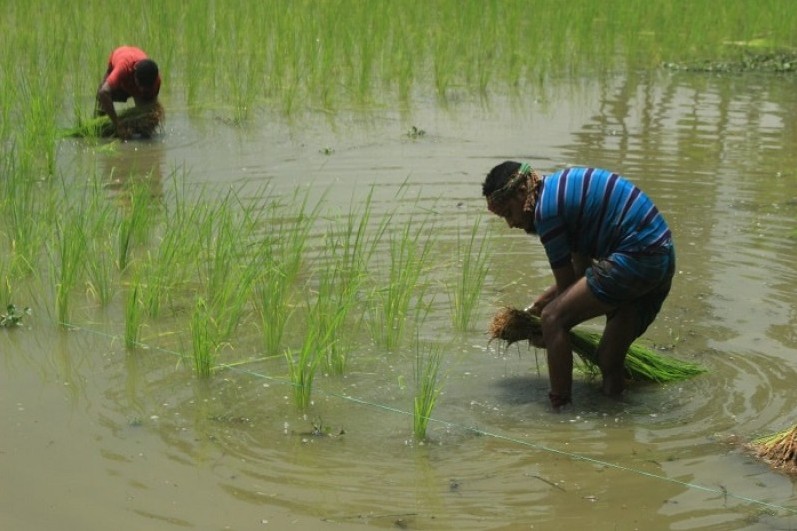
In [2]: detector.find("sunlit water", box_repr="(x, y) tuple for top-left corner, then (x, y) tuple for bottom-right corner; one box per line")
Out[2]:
(2, 70), (797, 530)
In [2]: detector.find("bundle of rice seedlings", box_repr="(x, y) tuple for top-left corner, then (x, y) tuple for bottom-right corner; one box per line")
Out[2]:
(488, 306), (705, 383)
(747, 425), (797, 475)
(63, 102), (164, 138)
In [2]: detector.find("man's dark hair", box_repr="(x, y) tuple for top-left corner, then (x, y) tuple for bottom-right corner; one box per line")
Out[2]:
(482, 161), (521, 197)
(134, 59), (159, 87)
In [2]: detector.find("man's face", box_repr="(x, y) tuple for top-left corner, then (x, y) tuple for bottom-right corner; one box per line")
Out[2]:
(487, 190), (536, 234)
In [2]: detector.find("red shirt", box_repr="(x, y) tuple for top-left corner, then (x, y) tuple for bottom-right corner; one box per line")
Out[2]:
(104, 46), (161, 100)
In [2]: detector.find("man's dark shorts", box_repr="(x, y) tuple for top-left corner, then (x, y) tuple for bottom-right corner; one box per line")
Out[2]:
(585, 244), (676, 336)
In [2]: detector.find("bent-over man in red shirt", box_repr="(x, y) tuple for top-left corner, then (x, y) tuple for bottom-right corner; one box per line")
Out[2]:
(96, 46), (161, 138)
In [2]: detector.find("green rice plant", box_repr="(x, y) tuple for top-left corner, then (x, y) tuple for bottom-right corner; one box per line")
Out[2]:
(82, 185), (118, 307)
(367, 215), (435, 350)
(308, 263), (359, 375)
(254, 262), (294, 356)
(1, 153), (50, 278)
(285, 327), (325, 411)
(86, 237), (117, 307)
(117, 176), (157, 272)
(255, 191), (320, 354)
(17, 80), (59, 177)
(139, 179), (205, 318)
(124, 279), (144, 350)
(413, 342), (444, 441)
(190, 297), (216, 378)
(51, 209), (88, 326)
(449, 216), (490, 332)
(313, 191), (387, 373)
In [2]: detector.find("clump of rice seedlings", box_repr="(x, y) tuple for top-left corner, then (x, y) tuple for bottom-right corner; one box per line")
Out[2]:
(117, 176), (157, 272)
(82, 189), (118, 306)
(488, 307), (706, 383)
(197, 190), (265, 344)
(313, 195), (384, 373)
(190, 297), (216, 378)
(413, 342), (444, 441)
(747, 425), (797, 475)
(255, 192), (319, 354)
(309, 267), (351, 374)
(285, 327), (325, 410)
(86, 237), (117, 306)
(124, 279), (144, 349)
(368, 216), (435, 350)
(51, 210), (88, 326)
(63, 102), (165, 139)
(255, 263), (295, 355)
(449, 217), (490, 331)
(139, 176), (204, 318)
(1, 154), (50, 277)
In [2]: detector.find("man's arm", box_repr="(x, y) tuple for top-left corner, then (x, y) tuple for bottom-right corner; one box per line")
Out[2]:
(529, 255), (585, 314)
(96, 82), (129, 138)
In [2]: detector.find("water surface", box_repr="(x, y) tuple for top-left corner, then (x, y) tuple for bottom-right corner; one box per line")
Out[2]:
(2, 70), (797, 530)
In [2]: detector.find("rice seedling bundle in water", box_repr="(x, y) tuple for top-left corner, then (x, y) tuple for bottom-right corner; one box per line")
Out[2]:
(488, 307), (705, 383)
(64, 103), (165, 138)
(747, 425), (797, 475)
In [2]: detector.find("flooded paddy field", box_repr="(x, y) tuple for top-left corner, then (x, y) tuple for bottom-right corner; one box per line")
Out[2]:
(2, 2), (797, 530)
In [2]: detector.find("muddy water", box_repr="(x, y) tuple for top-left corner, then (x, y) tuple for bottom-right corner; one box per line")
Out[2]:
(3, 70), (797, 530)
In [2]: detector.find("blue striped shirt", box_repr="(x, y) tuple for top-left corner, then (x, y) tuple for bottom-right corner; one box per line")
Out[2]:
(535, 167), (672, 269)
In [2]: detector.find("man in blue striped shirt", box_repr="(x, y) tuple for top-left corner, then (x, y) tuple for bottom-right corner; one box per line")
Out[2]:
(483, 162), (675, 409)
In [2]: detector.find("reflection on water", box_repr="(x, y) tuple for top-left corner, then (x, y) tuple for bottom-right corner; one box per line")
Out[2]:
(3, 71), (797, 530)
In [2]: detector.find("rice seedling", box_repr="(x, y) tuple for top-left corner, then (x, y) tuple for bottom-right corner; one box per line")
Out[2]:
(254, 263), (295, 356)
(139, 176), (205, 318)
(79, 181), (119, 306)
(190, 297), (216, 378)
(124, 279), (144, 350)
(117, 174), (158, 271)
(747, 424), (797, 475)
(307, 263), (360, 375)
(449, 217), (490, 332)
(255, 191), (320, 354)
(488, 307), (706, 383)
(1, 153), (51, 278)
(86, 236), (117, 307)
(285, 327), (325, 411)
(367, 215), (435, 350)
(413, 342), (444, 441)
(312, 191), (386, 373)
(51, 209), (88, 326)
